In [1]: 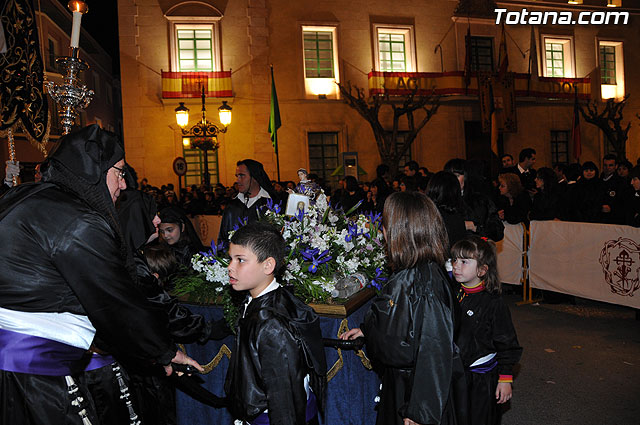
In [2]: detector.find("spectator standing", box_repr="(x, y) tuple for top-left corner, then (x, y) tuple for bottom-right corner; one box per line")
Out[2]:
(568, 162), (606, 223)
(530, 167), (560, 221)
(496, 173), (531, 225)
(507, 148), (537, 194)
(600, 154), (627, 224)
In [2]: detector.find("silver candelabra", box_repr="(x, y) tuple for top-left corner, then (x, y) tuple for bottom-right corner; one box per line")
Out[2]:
(45, 50), (94, 135)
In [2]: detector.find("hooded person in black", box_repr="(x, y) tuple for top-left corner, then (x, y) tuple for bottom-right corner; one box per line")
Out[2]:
(158, 205), (206, 269)
(0, 124), (201, 425)
(218, 159), (275, 244)
(111, 189), (230, 424)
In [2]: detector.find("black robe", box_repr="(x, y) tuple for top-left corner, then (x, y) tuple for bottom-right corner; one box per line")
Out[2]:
(225, 287), (327, 425)
(362, 262), (465, 425)
(455, 289), (522, 425)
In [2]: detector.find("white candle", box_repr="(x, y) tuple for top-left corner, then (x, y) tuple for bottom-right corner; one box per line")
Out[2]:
(70, 11), (82, 48)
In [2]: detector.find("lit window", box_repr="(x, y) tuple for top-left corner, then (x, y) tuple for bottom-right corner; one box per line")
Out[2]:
(543, 37), (574, 78)
(303, 31), (334, 78)
(169, 22), (221, 72)
(373, 25), (416, 72)
(301, 26), (340, 98)
(599, 41), (624, 100)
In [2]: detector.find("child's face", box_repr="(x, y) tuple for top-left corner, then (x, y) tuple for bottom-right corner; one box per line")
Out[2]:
(452, 258), (483, 286)
(228, 243), (275, 297)
(158, 222), (182, 245)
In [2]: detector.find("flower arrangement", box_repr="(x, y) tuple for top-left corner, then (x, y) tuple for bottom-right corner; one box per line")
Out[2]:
(190, 137), (219, 151)
(173, 193), (388, 326)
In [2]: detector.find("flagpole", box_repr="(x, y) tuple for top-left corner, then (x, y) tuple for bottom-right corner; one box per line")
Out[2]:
(269, 64), (282, 181)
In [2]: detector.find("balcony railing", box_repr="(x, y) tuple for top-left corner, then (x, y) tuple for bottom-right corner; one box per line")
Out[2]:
(368, 71), (591, 100)
(162, 71), (232, 98)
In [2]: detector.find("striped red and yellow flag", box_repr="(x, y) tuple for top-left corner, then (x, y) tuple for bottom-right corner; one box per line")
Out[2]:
(162, 71), (232, 98)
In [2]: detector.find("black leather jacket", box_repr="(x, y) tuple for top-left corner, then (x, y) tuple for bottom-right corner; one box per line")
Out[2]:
(0, 183), (176, 365)
(225, 287), (326, 424)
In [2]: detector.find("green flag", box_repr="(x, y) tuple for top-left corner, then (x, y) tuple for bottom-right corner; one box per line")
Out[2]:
(268, 66), (281, 154)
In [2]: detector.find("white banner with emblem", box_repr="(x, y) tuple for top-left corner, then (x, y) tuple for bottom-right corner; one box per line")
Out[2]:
(189, 215), (222, 247)
(528, 220), (640, 309)
(496, 223), (525, 286)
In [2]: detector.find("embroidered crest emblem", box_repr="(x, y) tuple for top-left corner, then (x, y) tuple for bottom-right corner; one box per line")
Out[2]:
(199, 220), (209, 241)
(599, 237), (640, 297)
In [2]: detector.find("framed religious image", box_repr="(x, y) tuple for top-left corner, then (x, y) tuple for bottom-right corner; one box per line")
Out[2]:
(285, 193), (310, 216)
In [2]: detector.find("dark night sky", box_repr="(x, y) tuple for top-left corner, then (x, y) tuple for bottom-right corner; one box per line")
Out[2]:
(56, 0), (120, 73)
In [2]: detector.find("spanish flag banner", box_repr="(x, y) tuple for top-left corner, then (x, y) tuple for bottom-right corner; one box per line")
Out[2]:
(368, 71), (590, 100)
(162, 71), (232, 98)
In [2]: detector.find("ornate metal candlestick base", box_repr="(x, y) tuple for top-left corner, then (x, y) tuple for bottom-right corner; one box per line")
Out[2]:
(45, 54), (94, 135)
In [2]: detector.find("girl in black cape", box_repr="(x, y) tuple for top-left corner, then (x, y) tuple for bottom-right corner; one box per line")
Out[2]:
(341, 191), (467, 425)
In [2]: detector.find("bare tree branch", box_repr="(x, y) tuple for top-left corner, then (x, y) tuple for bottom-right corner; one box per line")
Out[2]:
(579, 94), (630, 161)
(338, 81), (441, 170)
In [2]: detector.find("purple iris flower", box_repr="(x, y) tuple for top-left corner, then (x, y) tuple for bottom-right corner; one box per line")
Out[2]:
(300, 248), (332, 274)
(345, 222), (360, 242)
(370, 267), (387, 290)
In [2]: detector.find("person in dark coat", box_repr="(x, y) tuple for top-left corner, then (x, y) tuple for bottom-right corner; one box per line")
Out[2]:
(427, 171), (467, 250)
(0, 124), (201, 425)
(445, 158), (504, 242)
(625, 166), (640, 227)
(218, 159), (275, 244)
(496, 172), (532, 225)
(158, 206), (206, 269)
(506, 148), (537, 194)
(338, 175), (366, 215)
(225, 222), (326, 425)
(568, 162), (606, 223)
(530, 167), (560, 221)
(341, 192), (466, 425)
(600, 154), (627, 224)
(113, 190), (230, 424)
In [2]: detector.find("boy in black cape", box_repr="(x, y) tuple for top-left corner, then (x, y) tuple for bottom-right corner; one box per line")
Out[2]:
(224, 222), (326, 425)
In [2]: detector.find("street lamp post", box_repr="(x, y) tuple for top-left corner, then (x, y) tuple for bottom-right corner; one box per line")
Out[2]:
(175, 87), (232, 189)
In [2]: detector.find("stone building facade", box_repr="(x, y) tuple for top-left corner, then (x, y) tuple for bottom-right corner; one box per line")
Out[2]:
(117, 0), (640, 190)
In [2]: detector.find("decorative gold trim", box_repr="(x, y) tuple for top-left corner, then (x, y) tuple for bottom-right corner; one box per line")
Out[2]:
(202, 344), (232, 374)
(179, 343), (232, 375)
(326, 318), (372, 382)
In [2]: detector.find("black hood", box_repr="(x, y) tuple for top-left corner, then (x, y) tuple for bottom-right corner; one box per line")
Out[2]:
(117, 190), (158, 252)
(43, 124), (124, 185)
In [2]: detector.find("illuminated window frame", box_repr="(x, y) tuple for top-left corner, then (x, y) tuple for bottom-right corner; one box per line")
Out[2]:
(372, 24), (416, 72)
(598, 40), (624, 100)
(168, 19), (222, 72)
(301, 25), (340, 99)
(543, 36), (575, 78)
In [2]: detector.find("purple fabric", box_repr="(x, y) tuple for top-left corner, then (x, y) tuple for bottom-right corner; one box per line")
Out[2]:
(85, 352), (116, 371)
(468, 358), (498, 374)
(250, 391), (318, 425)
(0, 327), (87, 376)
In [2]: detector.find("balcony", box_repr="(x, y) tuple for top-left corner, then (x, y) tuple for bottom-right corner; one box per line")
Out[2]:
(367, 71), (591, 100)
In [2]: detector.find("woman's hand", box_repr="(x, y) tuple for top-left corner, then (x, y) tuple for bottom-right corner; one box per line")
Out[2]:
(164, 349), (204, 376)
(465, 221), (477, 232)
(497, 210), (505, 220)
(403, 418), (420, 425)
(496, 382), (512, 404)
(339, 328), (363, 340)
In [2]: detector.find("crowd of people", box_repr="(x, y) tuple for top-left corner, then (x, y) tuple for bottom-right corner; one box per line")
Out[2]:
(135, 149), (640, 242)
(2, 123), (635, 425)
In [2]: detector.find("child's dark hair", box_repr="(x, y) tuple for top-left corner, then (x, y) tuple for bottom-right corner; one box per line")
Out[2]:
(450, 236), (501, 294)
(230, 222), (286, 274)
(143, 243), (178, 287)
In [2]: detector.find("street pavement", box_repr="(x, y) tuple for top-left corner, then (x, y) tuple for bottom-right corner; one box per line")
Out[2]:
(500, 290), (640, 425)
